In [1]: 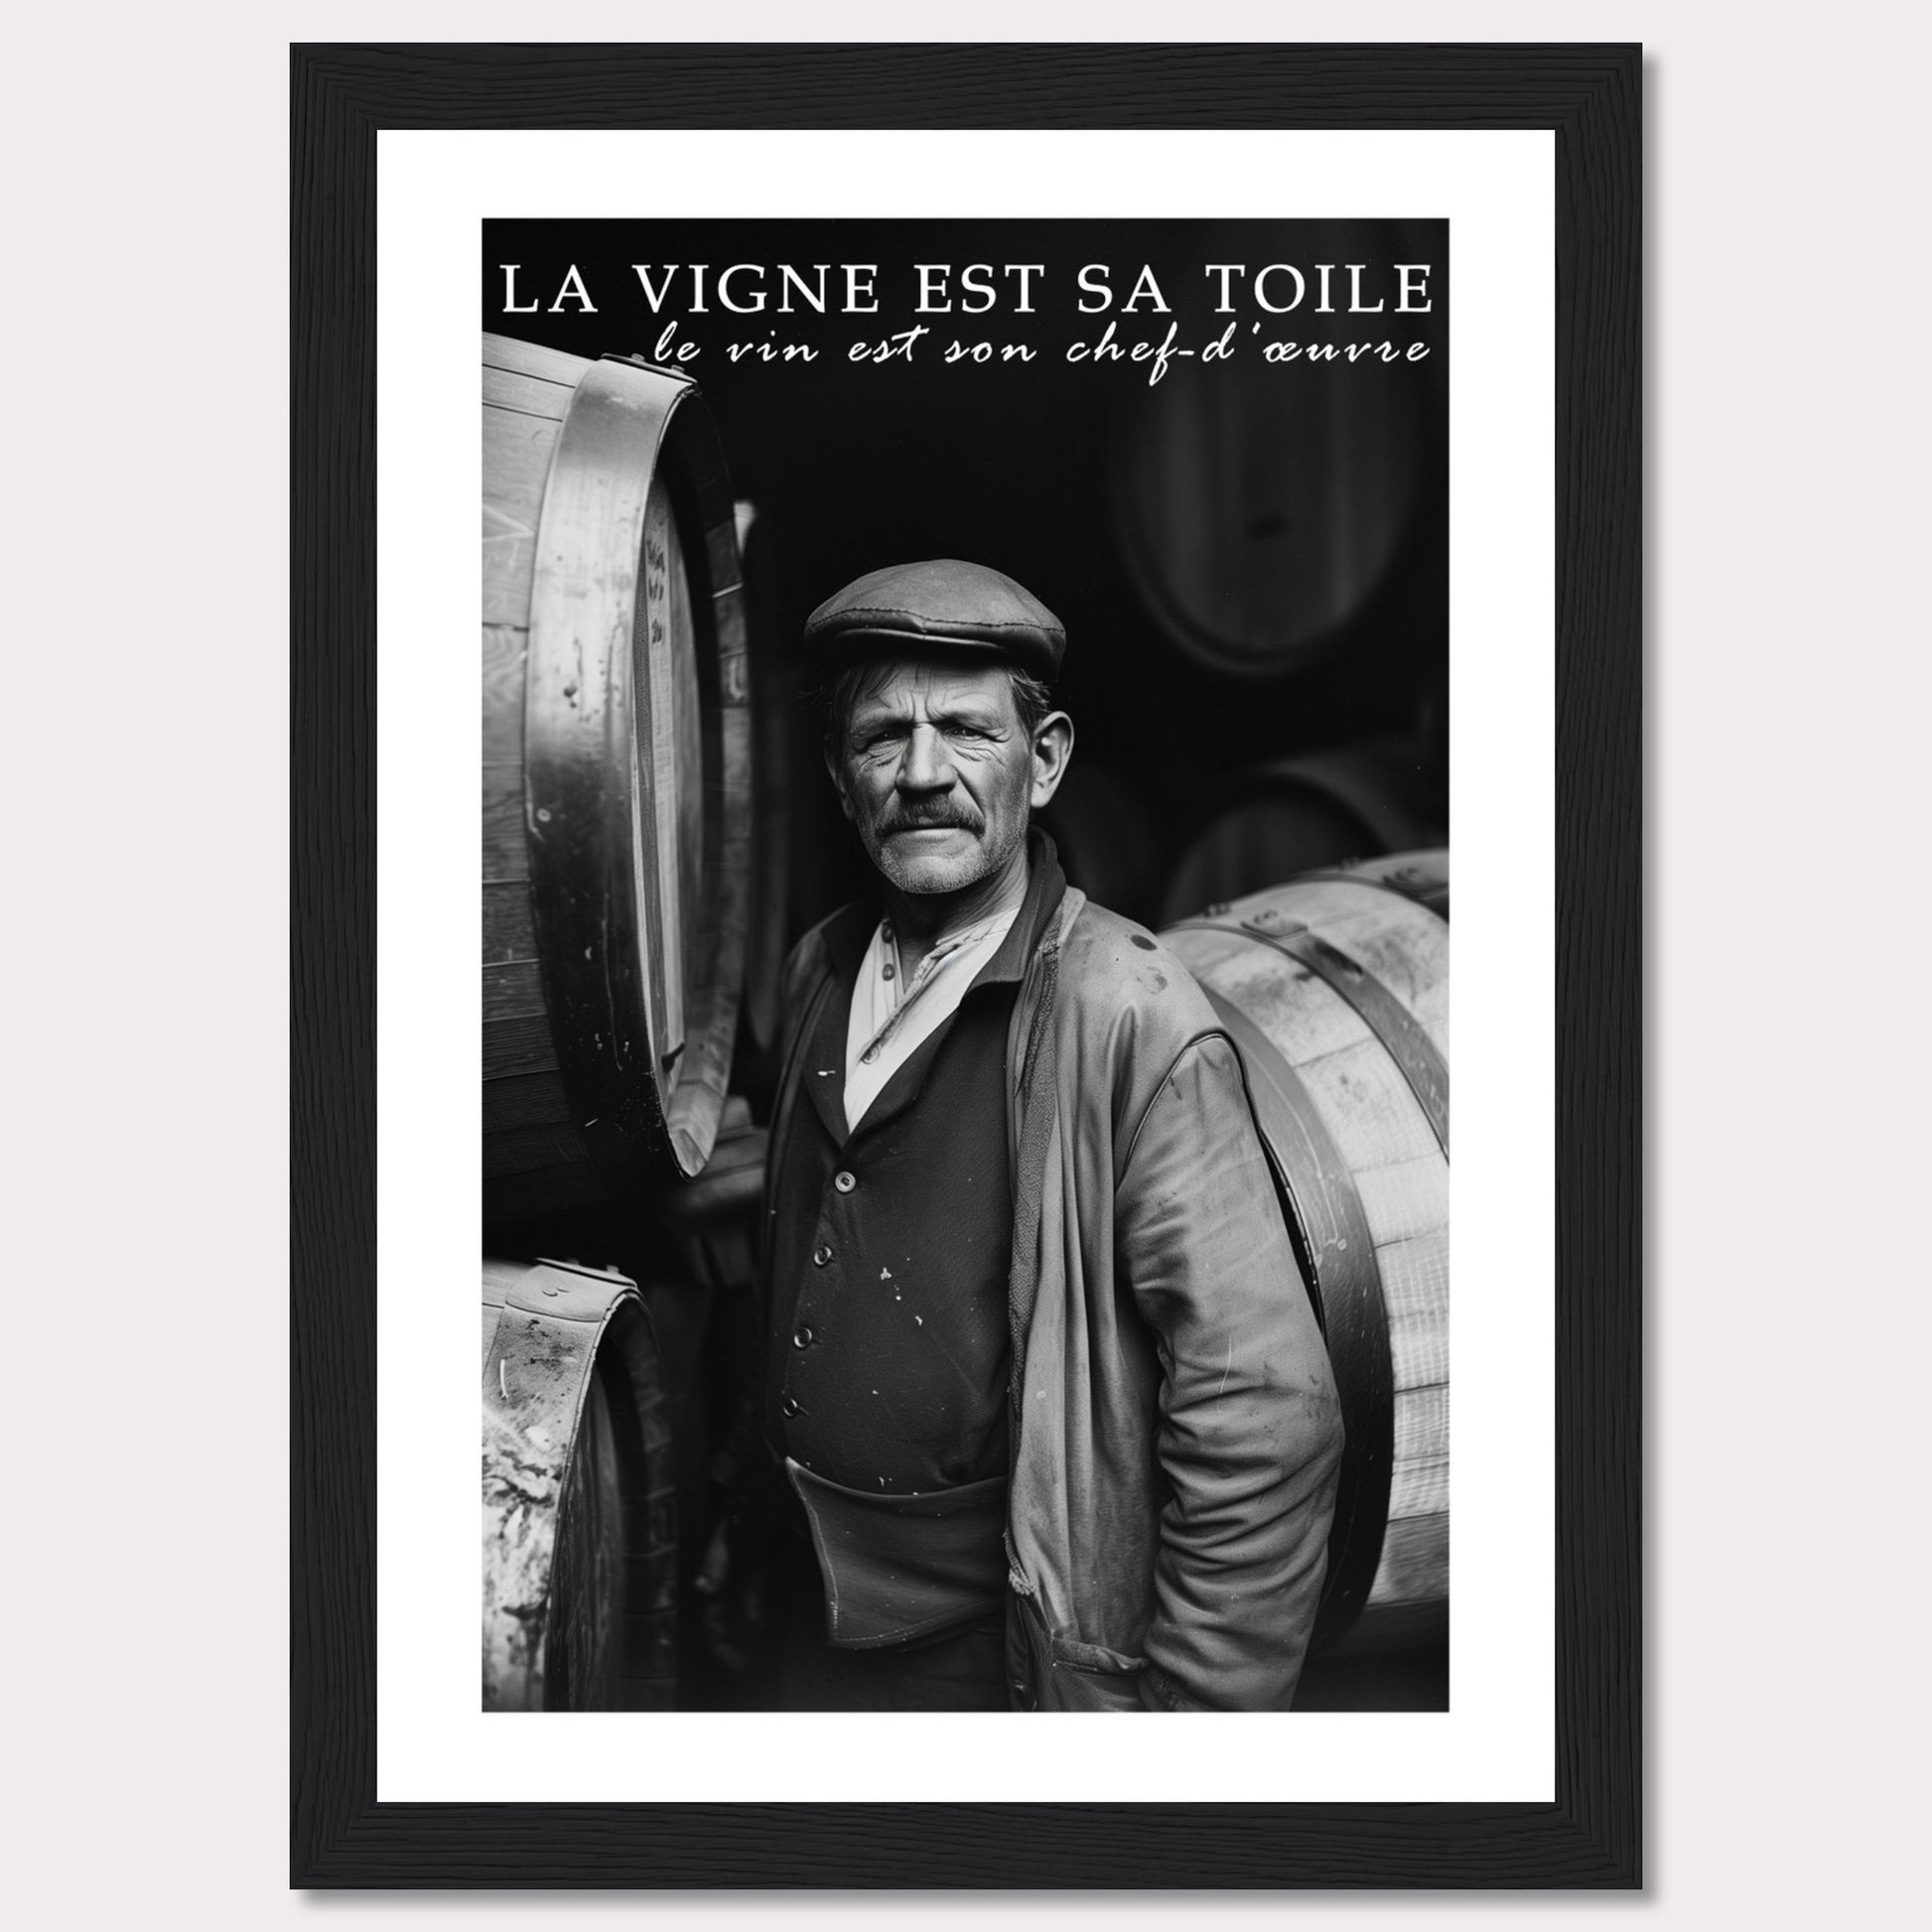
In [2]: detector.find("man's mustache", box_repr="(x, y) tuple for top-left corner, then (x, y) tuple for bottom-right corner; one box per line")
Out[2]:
(876, 804), (983, 834)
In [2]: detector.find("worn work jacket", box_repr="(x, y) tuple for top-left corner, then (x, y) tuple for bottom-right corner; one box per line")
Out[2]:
(767, 838), (1344, 1711)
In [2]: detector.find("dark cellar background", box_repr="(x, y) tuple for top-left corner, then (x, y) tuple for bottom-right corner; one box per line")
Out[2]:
(482, 217), (1449, 1709)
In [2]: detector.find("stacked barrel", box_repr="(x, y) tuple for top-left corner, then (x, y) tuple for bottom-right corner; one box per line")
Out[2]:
(1163, 853), (1449, 1651)
(483, 333), (751, 1208)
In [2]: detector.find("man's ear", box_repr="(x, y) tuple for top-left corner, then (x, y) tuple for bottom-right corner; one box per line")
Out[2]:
(1029, 712), (1075, 811)
(822, 739), (857, 823)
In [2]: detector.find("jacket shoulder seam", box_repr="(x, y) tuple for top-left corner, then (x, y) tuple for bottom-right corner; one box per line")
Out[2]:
(1114, 1029), (1237, 1179)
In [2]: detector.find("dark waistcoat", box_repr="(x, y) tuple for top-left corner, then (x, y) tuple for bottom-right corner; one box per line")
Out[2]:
(764, 920), (1020, 1496)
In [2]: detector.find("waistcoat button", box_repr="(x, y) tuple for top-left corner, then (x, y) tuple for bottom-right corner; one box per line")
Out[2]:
(813, 1243), (834, 1267)
(833, 1170), (856, 1193)
(781, 1395), (801, 1417)
(793, 1323), (814, 1349)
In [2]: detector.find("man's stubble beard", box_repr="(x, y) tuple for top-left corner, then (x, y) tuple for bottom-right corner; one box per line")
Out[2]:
(861, 805), (1031, 897)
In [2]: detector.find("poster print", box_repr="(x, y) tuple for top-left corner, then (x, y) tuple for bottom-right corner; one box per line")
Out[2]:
(302, 52), (1640, 1881)
(479, 216), (1450, 1720)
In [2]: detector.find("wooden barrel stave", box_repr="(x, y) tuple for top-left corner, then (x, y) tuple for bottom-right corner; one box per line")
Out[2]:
(481, 873), (539, 969)
(1354, 1154), (1448, 1245)
(482, 404), (564, 618)
(483, 965), (545, 1030)
(1295, 851), (1452, 928)
(1380, 1227), (1450, 1394)
(481, 1069), (578, 1132)
(1163, 857), (1449, 1649)
(482, 344), (570, 1203)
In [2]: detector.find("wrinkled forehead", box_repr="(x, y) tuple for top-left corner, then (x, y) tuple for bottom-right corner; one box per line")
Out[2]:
(842, 652), (1019, 726)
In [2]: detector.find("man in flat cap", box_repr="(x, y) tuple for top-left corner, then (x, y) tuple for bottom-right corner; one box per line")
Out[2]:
(731, 559), (1342, 1712)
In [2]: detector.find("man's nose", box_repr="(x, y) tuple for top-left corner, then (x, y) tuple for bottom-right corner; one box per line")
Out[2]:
(896, 722), (954, 793)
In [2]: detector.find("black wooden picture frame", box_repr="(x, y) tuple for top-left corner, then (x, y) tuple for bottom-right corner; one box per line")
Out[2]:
(291, 42), (1640, 1888)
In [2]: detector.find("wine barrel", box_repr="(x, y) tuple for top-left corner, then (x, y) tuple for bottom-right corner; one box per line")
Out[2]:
(483, 333), (751, 1208)
(734, 499), (792, 1057)
(1159, 744), (1442, 926)
(1161, 855), (1449, 1650)
(1111, 348), (1432, 678)
(482, 1257), (677, 1710)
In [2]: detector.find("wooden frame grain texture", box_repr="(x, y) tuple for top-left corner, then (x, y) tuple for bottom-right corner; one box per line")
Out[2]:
(291, 41), (1640, 1888)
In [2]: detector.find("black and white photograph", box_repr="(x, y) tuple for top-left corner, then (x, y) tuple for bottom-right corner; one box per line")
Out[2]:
(478, 218), (1450, 1717)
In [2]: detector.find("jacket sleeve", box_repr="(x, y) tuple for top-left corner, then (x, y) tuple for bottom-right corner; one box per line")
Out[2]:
(1113, 1033), (1344, 1710)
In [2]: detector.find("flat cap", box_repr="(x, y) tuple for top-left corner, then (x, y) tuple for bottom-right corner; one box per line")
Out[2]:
(804, 559), (1065, 680)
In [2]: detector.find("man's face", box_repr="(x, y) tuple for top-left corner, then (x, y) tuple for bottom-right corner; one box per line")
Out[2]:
(828, 657), (1063, 897)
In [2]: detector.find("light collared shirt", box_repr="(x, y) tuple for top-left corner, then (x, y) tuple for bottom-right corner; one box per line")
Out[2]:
(843, 906), (1022, 1133)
